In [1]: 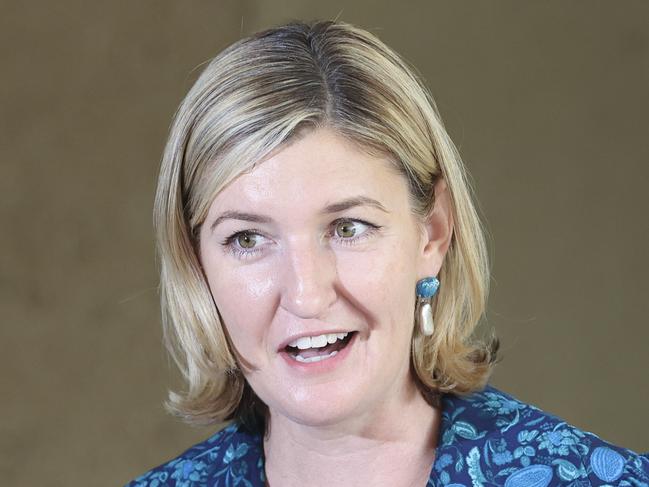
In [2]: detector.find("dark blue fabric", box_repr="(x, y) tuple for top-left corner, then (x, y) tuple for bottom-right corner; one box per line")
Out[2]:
(125, 385), (649, 486)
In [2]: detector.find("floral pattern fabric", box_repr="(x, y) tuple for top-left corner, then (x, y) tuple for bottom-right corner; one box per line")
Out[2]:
(125, 385), (649, 486)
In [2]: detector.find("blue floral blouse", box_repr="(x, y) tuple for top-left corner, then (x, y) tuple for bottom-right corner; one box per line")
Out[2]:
(125, 385), (649, 486)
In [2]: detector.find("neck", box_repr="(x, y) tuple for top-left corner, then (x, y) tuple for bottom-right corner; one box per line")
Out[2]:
(262, 379), (441, 487)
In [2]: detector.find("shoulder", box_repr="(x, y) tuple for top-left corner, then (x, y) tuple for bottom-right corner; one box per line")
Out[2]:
(434, 384), (649, 486)
(124, 421), (266, 487)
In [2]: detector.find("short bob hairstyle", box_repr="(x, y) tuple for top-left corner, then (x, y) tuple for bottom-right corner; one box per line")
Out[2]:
(154, 19), (499, 429)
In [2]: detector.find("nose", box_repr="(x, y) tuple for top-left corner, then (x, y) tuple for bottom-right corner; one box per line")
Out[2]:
(279, 236), (338, 319)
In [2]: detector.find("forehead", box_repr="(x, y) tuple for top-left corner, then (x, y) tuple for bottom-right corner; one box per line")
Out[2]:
(207, 128), (411, 216)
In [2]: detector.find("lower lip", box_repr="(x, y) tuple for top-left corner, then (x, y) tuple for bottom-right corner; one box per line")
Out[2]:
(279, 333), (357, 373)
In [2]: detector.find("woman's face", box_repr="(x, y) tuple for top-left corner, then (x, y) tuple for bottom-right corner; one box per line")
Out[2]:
(198, 127), (450, 427)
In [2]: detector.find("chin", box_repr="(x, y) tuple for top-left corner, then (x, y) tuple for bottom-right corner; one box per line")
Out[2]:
(263, 385), (366, 428)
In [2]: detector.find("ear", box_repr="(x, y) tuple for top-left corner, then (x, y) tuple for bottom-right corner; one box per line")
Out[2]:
(417, 178), (454, 279)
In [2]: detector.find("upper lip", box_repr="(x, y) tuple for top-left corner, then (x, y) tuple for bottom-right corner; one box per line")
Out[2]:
(278, 329), (356, 351)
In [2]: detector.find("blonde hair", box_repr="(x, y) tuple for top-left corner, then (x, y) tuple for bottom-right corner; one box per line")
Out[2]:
(154, 19), (499, 428)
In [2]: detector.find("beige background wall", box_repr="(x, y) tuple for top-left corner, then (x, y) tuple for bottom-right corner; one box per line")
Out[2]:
(2, 1), (647, 485)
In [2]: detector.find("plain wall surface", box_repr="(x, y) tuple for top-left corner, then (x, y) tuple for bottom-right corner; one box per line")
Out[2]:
(2, 1), (647, 485)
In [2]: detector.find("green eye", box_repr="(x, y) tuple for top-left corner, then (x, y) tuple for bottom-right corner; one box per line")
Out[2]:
(335, 221), (357, 238)
(236, 232), (257, 249)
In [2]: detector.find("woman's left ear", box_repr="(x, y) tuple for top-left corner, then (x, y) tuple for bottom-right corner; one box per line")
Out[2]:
(417, 178), (454, 278)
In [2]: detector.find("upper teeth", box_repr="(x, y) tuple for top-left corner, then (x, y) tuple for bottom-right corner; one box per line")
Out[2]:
(289, 332), (349, 350)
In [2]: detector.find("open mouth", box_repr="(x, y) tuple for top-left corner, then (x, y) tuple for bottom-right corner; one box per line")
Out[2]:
(284, 331), (357, 363)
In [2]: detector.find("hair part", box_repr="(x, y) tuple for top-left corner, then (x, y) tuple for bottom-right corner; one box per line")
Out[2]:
(154, 19), (500, 431)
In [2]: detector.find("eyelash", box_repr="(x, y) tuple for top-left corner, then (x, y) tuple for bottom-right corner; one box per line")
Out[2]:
(220, 218), (382, 260)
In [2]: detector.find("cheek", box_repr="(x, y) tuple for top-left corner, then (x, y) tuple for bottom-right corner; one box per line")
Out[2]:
(204, 258), (277, 352)
(338, 241), (417, 322)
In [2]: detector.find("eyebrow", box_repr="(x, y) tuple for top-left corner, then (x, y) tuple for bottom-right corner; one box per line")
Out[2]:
(209, 196), (388, 233)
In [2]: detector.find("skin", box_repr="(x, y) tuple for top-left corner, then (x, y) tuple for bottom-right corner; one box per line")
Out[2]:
(198, 127), (454, 486)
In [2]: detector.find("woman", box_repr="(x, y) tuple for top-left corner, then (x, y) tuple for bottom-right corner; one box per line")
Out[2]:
(127, 20), (648, 487)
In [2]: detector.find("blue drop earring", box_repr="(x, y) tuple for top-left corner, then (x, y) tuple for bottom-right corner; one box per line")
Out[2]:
(416, 276), (440, 336)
